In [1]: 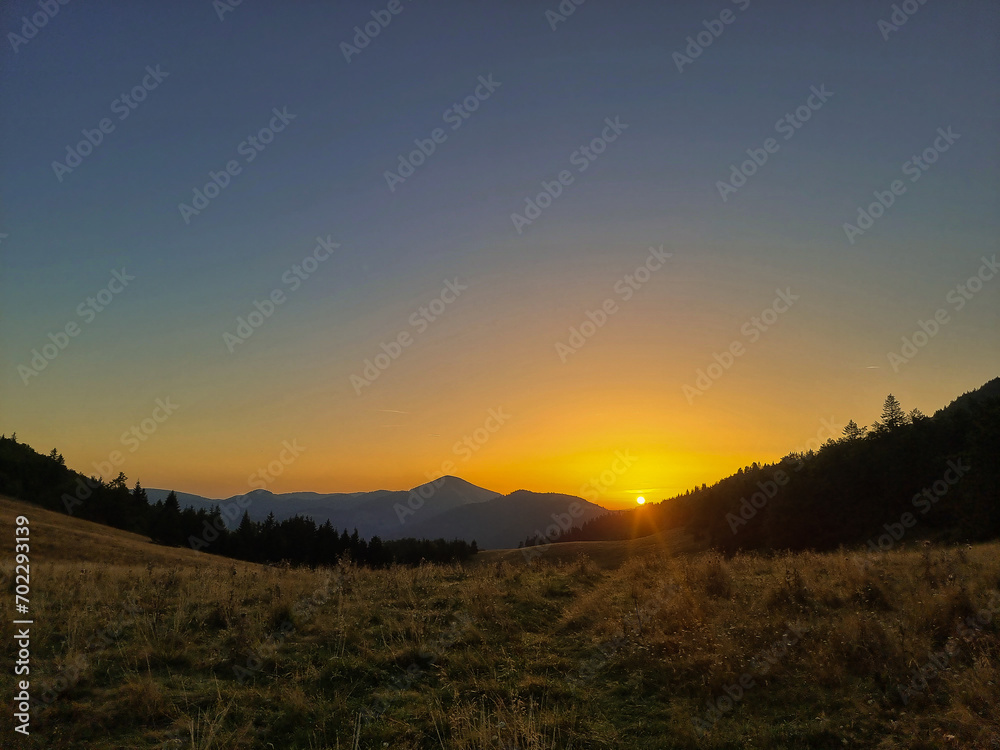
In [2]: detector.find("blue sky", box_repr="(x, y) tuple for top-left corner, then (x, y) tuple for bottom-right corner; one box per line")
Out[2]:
(1, 0), (997, 503)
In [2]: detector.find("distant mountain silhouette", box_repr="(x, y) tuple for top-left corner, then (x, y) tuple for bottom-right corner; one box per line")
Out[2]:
(403, 490), (608, 549)
(9, 377), (995, 558)
(146, 477), (610, 549)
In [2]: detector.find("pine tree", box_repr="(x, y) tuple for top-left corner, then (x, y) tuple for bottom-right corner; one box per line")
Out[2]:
(153, 491), (183, 545)
(842, 420), (867, 440)
(237, 510), (254, 535)
(876, 394), (908, 432)
(164, 490), (181, 514)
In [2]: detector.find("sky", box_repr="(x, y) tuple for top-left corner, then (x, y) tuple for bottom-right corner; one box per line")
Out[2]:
(1, 0), (997, 510)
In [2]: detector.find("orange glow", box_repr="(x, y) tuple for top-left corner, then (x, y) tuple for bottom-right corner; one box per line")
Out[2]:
(3, 253), (993, 511)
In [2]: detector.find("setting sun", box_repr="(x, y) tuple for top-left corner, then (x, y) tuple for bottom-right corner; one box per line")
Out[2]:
(0, 3), (997, 746)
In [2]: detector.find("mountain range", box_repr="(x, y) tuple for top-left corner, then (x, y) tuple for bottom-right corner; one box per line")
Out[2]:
(146, 476), (609, 550)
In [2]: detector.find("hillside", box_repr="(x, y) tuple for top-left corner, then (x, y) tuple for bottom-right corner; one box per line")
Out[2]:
(2, 493), (997, 748)
(477, 526), (703, 569)
(0, 495), (230, 568)
(559, 379), (1000, 552)
(0, 491), (664, 571)
(0, 438), (477, 567)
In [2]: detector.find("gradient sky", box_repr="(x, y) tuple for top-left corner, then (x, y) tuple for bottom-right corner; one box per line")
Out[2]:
(1, 0), (997, 509)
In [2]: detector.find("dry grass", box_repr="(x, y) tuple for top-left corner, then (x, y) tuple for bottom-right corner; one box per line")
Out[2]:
(0, 495), (233, 568)
(1, 496), (998, 748)
(475, 527), (702, 570)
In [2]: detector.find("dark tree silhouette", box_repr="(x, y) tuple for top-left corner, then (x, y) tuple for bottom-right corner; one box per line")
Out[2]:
(875, 394), (908, 433)
(842, 420), (867, 440)
(532, 382), (1000, 552)
(3, 380), (998, 565)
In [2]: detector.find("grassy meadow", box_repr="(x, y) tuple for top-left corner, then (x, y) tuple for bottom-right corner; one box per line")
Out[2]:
(2, 496), (999, 749)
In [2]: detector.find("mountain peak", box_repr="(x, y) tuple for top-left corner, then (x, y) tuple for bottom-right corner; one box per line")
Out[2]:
(409, 474), (491, 493)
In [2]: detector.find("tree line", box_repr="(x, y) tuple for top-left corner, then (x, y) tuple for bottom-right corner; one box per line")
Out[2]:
(552, 380), (1000, 552)
(0, 435), (477, 568)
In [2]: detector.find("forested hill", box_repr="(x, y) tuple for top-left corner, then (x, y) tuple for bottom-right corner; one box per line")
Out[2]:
(0, 435), (476, 568)
(554, 379), (1000, 552)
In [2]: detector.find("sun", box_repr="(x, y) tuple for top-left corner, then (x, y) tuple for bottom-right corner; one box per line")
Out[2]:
(636, 496), (645, 505)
